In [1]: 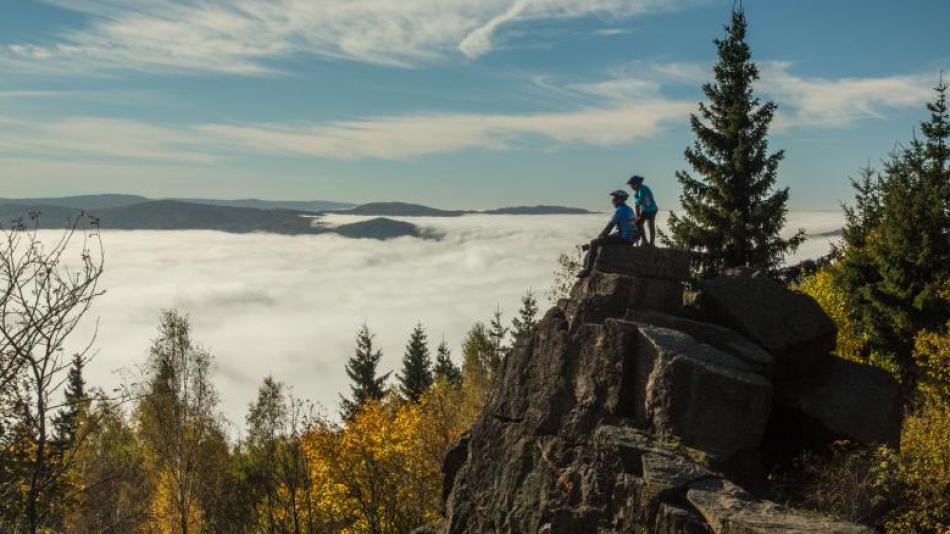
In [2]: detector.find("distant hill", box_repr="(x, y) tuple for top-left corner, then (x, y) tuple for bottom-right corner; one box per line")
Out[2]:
(0, 204), (87, 228)
(174, 198), (354, 212)
(343, 202), (592, 217)
(0, 194), (353, 213)
(0, 201), (424, 240)
(343, 202), (469, 217)
(483, 205), (593, 215)
(332, 218), (431, 240)
(0, 194), (149, 210)
(0, 195), (590, 217)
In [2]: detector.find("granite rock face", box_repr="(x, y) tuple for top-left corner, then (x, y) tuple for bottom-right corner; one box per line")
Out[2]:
(428, 248), (894, 534)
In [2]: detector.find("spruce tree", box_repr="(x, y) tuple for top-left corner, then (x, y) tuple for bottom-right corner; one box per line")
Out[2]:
(398, 323), (433, 402)
(51, 354), (87, 456)
(340, 323), (390, 419)
(433, 339), (462, 386)
(842, 166), (884, 248)
(487, 307), (509, 371)
(510, 290), (539, 341)
(859, 81), (950, 383)
(835, 167), (885, 362)
(47, 353), (88, 527)
(667, 7), (804, 279)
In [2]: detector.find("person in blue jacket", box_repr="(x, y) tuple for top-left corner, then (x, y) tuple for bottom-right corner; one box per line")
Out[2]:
(627, 174), (658, 247)
(577, 190), (638, 278)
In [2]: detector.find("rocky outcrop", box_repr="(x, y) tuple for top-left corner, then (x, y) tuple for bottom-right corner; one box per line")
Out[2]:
(625, 310), (773, 377)
(691, 268), (837, 376)
(429, 244), (897, 534)
(771, 356), (903, 449)
(632, 324), (772, 457)
(561, 246), (693, 324)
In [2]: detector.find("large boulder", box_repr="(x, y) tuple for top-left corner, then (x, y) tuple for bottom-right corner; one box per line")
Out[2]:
(564, 245), (691, 325)
(626, 310), (774, 377)
(694, 269), (837, 376)
(771, 355), (903, 450)
(565, 271), (684, 324)
(592, 244), (692, 281)
(633, 325), (773, 457)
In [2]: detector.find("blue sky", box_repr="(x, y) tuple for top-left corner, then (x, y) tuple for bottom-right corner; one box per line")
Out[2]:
(1, 0), (947, 210)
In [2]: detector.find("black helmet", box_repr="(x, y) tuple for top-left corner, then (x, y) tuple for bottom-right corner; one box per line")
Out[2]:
(627, 174), (645, 185)
(609, 189), (629, 200)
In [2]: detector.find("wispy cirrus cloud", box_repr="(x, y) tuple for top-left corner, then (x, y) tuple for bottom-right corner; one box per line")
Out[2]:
(2, 0), (690, 75)
(0, 92), (692, 163)
(1, 61), (940, 164)
(0, 115), (217, 163)
(611, 60), (940, 130)
(199, 98), (693, 160)
(0, 90), (68, 98)
(758, 62), (937, 130)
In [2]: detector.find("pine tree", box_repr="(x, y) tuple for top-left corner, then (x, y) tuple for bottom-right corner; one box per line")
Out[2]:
(398, 323), (433, 402)
(859, 81), (950, 383)
(667, 7), (804, 279)
(433, 339), (462, 386)
(341, 323), (391, 419)
(487, 307), (509, 371)
(510, 290), (539, 341)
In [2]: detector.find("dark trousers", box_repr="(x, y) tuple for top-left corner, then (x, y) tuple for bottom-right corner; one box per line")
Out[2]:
(637, 211), (657, 246)
(583, 235), (632, 272)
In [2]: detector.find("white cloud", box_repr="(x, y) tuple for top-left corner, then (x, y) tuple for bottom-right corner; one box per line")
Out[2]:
(200, 99), (693, 159)
(0, 90), (66, 98)
(0, 115), (218, 163)
(2, 57), (939, 166)
(0, 85), (693, 162)
(593, 28), (630, 36)
(2, 0), (688, 75)
(759, 62), (936, 130)
(615, 60), (938, 130)
(568, 76), (663, 101)
(50, 211), (838, 430)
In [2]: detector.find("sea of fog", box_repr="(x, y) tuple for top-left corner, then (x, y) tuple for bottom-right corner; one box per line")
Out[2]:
(54, 211), (842, 435)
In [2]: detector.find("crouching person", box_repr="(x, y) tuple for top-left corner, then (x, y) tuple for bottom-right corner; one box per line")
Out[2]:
(577, 190), (638, 278)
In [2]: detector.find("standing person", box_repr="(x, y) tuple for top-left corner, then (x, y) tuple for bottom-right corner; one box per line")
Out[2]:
(577, 190), (638, 278)
(627, 174), (658, 246)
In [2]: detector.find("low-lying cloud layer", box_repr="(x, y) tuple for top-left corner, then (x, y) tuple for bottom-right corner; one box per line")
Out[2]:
(58, 212), (841, 433)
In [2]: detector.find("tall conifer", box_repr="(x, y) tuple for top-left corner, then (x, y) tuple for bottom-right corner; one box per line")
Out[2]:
(859, 82), (950, 382)
(667, 7), (804, 279)
(340, 323), (390, 419)
(398, 323), (433, 402)
(511, 290), (539, 341)
(433, 339), (462, 386)
(51, 354), (87, 456)
(487, 307), (509, 370)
